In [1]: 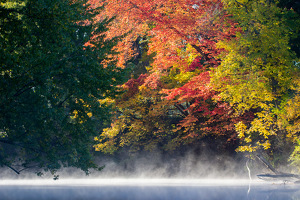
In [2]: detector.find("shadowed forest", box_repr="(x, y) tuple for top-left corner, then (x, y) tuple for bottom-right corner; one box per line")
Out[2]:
(1, 0), (300, 178)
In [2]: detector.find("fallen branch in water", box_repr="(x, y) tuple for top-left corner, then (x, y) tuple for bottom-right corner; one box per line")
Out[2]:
(255, 154), (300, 183)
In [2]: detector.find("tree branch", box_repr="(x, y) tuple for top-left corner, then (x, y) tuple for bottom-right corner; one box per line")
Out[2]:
(0, 154), (20, 174)
(174, 103), (189, 117)
(0, 139), (41, 154)
(3, 163), (20, 174)
(56, 94), (73, 108)
(255, 154), (280, 175)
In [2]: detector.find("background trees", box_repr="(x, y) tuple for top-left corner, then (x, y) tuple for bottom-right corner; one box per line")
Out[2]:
(92, 0), (300, 171)
(92, 0), (252, 154)
(0, 0), (122, 175)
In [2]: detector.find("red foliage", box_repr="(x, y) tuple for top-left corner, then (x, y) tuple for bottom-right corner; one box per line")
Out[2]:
(122, 74), (148, 99)
(88, 0), (245, 143)
(87, 0), (239, 68)
(187, 56), (204, 71)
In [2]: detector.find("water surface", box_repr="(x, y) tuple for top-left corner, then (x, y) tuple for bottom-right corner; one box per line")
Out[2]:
(0, 179), (299, 200)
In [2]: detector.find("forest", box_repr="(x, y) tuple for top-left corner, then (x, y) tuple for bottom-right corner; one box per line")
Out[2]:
(0, 0), (300, 176)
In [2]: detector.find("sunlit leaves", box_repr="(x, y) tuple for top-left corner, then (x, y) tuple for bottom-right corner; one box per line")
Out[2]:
(213, 0), (300, 155)
(88, 0), (300, 170)
(87, 0), (248, 153)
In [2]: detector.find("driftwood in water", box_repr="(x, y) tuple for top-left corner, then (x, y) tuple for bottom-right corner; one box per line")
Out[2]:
(257, 173), (300, 181)
(255, 154), (300, 182)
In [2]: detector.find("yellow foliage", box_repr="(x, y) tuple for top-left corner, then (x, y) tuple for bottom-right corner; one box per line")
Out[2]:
(87, 112), (92, 118)
(262, 140), (271, 150)
(244, 137), (252, 143)
(93, 124), (123, 154)
(235, 121), (247, 138)
(71, 110), (78, 119)
(0, 1), (25, 8)
(93, 140), (118, 154)
(236, 145), (258, 152)
(216, 0), (300, 154)
(98, 98), (115, 106)
(277, 94), (300, 141)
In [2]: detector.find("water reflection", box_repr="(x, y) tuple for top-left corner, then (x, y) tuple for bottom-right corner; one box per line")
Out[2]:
(0, 179), (299, 200)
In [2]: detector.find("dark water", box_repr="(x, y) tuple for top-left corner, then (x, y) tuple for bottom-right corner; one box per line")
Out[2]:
(0, 179), (299, 200)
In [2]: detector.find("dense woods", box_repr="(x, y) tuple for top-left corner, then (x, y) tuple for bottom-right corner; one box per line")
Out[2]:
(1, 0), (300, 175)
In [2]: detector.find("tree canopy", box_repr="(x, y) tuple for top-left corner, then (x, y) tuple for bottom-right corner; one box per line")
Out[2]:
(91, 0), (248, 154)
(91, 0), (300, 170)
(1, 0), (300, 175)
(0, 0), (122, 175)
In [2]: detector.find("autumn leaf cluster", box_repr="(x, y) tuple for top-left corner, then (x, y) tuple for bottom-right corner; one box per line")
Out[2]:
(89, 0), (300, 169)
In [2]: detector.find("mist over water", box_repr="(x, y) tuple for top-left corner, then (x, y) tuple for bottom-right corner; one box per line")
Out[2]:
(1, 149), (300, 200)
(1, 148), (251, 179)
(91, 149), (251, 179)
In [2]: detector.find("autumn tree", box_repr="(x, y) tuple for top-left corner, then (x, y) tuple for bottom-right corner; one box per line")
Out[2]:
(91, 0), (253, 154)
(212, 0), (300, 167)
(0, 0), (122, 175)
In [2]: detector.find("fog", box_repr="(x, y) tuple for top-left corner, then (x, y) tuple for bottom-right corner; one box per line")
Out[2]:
(93, 151), (247, 179)
(0, 148), (278, 180)
(1, 149), (300, 200)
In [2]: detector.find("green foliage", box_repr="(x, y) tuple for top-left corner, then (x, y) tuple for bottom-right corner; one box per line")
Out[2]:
(0, 0), (122, 174)
(289, 139), (300, 172)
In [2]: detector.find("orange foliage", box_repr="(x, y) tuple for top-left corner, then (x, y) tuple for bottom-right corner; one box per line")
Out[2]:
(89, 0), (245, 150)
(87, 0), (238, 71)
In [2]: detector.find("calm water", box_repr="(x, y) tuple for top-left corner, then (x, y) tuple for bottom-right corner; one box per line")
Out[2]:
(0, 179), (299, 200)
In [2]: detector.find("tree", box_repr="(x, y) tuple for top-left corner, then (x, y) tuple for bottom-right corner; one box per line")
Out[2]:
(212, 0), (300, 166)
(0, 0), (122, 175)
(91, 0), (252, 153)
